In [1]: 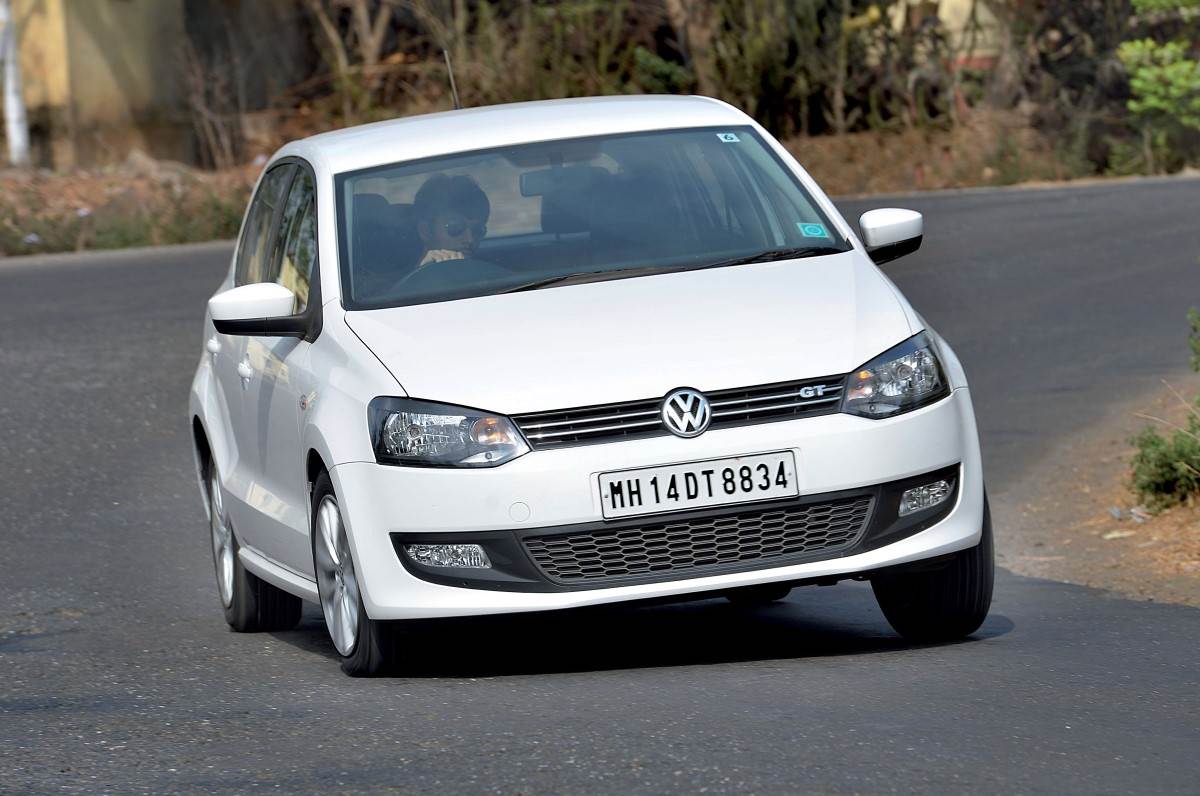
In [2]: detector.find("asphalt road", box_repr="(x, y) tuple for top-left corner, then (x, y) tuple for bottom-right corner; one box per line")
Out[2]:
(2, 177), (1199, 794)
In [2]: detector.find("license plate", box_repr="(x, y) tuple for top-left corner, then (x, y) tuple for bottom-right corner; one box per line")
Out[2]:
(599, 451), (799, 519)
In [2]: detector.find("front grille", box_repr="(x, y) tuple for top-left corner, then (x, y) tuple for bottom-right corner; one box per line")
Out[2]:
(522, 495), (873, 585)
(513, 376), (844, 449)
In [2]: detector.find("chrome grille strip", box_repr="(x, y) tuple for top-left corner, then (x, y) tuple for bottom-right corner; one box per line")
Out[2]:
(709, 386), (841, 408)
(711, 396), (840, 417)
(518, 408), (661, 431)
(524, 418), (663, 440)
(512, 375), (846, 449)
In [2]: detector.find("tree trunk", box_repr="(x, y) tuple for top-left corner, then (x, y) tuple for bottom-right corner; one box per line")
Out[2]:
(832, 0), (850, 136)
(664, 0), (715, 96)
(0, 0), (31, 167)
(349, 0), (391, 69)
(304, 0), (355, 123)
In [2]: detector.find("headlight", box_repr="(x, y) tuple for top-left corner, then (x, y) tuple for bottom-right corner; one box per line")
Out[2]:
(368, 397), (530, 467)
(841, 332), (950, 418)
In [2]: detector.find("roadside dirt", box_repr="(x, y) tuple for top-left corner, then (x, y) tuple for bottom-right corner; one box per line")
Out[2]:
(786, 109), (1071, 196)
(996, 373), (1200, 607)
(0, 153), (255, 257)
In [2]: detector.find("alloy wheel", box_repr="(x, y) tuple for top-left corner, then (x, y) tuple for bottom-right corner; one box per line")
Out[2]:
(314, 496), (361, 657)
(208, 470), (234, 608)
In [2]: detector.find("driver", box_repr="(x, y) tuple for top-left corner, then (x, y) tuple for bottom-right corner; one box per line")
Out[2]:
(413, 174), (490, 268)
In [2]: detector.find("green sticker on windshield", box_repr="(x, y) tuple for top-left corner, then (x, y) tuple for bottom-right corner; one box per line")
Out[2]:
(798, 222), (829, 238)
(716, 132), (740, 143)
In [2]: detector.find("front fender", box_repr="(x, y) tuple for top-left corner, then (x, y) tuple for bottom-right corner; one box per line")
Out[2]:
(301, 304), (406, 471)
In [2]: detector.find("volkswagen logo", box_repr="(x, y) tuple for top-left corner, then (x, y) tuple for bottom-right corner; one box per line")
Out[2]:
(661, 388), (712, 438)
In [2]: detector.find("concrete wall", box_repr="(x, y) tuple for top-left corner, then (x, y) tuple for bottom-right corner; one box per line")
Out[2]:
(15, 0), (189, 169)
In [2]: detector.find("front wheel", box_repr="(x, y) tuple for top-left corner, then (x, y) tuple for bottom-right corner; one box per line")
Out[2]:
(871, 495), (994, 643)
(311, 471), (399, 677)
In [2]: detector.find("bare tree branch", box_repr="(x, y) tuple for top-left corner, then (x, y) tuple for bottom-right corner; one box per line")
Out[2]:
(304, 0), (355, 122)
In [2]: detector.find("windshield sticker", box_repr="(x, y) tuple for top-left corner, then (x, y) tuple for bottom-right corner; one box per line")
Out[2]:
(716, 132), (740, 143)
(798, 222), (830, 238)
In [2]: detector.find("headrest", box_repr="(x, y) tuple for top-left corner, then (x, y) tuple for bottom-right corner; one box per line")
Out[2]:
(540, 166), (609, 234)
(353, 193), (393, 228)
(350, 195), (421, 274)
(587, 172), (676, 259)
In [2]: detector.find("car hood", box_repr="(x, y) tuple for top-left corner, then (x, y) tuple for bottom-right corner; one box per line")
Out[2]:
(344, 251), (915, 414)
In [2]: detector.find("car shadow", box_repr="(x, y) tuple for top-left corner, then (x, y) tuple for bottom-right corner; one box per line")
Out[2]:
(271, 581), (1015, 678)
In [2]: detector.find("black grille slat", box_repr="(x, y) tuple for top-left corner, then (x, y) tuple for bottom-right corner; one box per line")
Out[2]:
(522, 496), (872, 585)
(513, 377), (845, 449)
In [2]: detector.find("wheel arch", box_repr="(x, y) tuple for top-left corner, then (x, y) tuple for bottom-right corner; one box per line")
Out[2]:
(192, 415), (215, 520)
(306, 447), (329, 497)
(189, 356), (236, 512)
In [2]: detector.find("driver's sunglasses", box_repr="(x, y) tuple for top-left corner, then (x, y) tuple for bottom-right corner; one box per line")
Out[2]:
(443, 219), (487, 238)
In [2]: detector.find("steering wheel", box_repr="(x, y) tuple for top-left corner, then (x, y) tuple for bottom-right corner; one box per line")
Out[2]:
(388, 255), (512, 295)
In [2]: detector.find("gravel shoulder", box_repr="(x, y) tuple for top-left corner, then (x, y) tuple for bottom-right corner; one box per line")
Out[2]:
(995, 372), (1200, 607)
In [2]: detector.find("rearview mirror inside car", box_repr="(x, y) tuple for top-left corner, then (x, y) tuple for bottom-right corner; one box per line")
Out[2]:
(859, 208), (923, 265)
(519, 165), (606, 197)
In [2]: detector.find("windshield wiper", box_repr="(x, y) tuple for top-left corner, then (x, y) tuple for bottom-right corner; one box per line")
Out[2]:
(689, 245), (847, 271)
(500, 246), (846, 294)
(501, 266), (664, 294)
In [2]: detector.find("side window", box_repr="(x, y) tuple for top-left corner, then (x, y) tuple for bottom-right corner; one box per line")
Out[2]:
(274, 171), (317, 312)
(235, 164), (295, 285)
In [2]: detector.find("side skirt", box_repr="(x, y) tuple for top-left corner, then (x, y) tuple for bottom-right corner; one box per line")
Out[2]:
(240, 546), (320, 603)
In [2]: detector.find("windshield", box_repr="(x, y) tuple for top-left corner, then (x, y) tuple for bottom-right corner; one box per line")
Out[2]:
(335, 126), (850, 309)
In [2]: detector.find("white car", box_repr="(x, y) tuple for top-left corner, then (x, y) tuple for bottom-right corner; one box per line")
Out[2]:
(190, 96), (992, 676)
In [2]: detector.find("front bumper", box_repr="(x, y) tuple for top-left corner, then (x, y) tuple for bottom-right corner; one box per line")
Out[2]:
(332, 387), (985, 620)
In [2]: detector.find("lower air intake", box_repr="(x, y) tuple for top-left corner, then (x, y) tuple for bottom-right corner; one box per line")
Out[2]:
(522, 496), (873, 585)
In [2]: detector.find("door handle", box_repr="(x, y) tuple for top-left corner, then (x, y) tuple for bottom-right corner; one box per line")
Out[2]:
(237, 358), (254, 389)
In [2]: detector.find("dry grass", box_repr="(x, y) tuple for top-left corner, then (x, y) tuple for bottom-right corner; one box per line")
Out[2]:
(786, 109), (1076, 196)
(0, 155), (255, 256)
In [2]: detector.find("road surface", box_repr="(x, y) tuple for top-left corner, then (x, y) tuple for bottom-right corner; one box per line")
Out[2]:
(2, 177), (1198, 793)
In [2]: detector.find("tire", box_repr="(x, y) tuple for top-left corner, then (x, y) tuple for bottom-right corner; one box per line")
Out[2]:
(206, 462), (302, 633)
(311, 471), (399, 677)
(725, 583), (792, 605)
(871, 494), (994, 643)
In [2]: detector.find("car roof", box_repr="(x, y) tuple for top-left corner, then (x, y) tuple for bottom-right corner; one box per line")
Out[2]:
(282, 95), (753, 176)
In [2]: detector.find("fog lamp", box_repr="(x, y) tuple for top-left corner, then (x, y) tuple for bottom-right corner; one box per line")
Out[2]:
(405, 543), (492, 569)
(898, 480), (953, 516)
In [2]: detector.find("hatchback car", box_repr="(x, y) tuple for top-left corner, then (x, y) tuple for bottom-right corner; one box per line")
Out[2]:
(190, 95), (992, 676)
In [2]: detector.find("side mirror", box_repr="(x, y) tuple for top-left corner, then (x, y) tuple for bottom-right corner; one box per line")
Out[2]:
(859, 208), (923, 265)
(209, 283), (306, 337)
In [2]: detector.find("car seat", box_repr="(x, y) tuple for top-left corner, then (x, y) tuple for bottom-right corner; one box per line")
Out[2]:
(587, 171), (679, 266)
(350, 193), (422, 298)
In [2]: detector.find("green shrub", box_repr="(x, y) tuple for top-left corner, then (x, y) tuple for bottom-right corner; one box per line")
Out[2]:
(1117, 0), (1200, 171)
(1130, 419), (1200, 510)
(1130, 302), (1200, 511)
(1190, 306), (1200, 372)
(632, 46), (694, 95)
